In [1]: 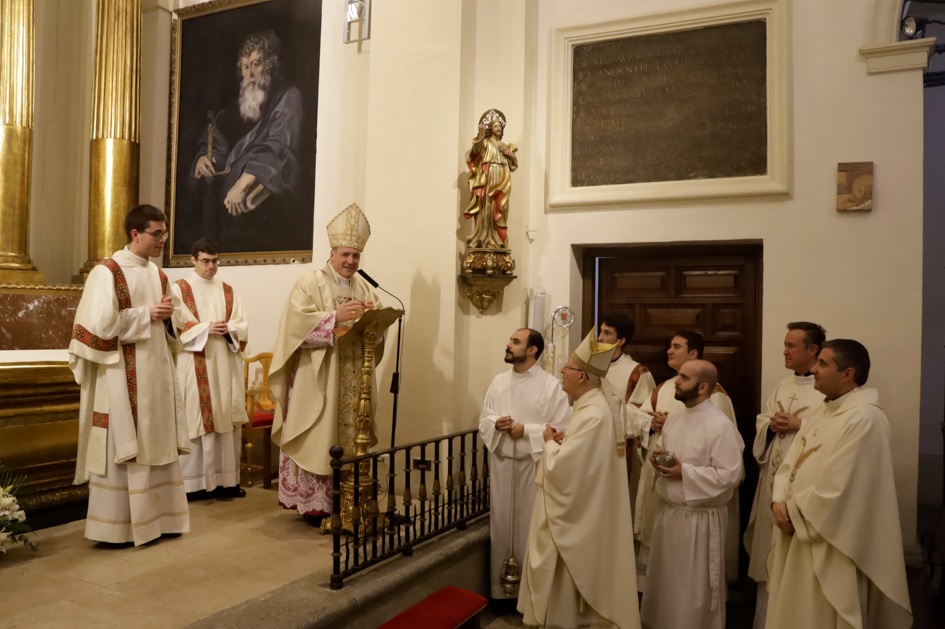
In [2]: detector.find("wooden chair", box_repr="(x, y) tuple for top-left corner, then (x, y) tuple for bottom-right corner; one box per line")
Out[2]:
(243, 352), (277, 488)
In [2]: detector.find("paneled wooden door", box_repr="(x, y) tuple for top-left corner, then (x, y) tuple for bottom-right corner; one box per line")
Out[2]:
(582, 242), (763, 582)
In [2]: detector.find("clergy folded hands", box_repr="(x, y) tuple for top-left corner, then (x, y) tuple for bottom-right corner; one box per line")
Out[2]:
(171, 238), (250, 500)
(743, 321), (825, 628)
(518, 330), (641, 629)
(765, 339), (912, 629)
(477, 328), (571, 600)
(69, 205), (191, 546)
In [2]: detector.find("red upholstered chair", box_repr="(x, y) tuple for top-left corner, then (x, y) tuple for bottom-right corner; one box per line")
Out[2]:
(242, 352), (277, 488)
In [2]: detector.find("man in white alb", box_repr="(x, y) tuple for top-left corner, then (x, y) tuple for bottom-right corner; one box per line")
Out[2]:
(632, 330), (737, 588)
(641, 359), (744, 629)
(69, 204), (190, 546)
(478, 328), (571, 602)
(172, 238), (250, 500)
(743, 321), (824, 628)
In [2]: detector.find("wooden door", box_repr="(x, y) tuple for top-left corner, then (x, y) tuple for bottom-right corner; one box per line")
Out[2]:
(582, 242), (762, 582)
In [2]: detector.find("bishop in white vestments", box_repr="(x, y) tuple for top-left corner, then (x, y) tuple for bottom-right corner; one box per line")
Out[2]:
(518, 330), (641, 629)
(271, 204), (384, 521)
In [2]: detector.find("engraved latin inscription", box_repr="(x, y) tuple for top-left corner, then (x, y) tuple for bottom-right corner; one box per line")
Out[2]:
(570, 20), (767, 187)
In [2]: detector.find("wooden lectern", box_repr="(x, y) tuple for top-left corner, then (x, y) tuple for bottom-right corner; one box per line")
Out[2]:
(329, 306), (403, 535)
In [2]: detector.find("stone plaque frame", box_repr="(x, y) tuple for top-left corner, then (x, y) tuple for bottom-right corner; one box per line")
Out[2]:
(547, 0), (791, 210)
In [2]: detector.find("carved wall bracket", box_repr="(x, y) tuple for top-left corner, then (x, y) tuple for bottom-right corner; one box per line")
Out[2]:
(460, 247), (516, 313)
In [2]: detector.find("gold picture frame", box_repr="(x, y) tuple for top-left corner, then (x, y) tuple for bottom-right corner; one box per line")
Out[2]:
(165, 0), (322, 267)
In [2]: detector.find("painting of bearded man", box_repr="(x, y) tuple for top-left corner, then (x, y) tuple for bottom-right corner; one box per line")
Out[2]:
(168, 0), (320, 264)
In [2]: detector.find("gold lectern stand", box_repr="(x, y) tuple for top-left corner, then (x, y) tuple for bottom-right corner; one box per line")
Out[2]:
(326, 306), (403, 535)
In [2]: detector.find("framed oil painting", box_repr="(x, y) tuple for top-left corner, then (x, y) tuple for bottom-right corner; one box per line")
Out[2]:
(166, 0), (322, 266)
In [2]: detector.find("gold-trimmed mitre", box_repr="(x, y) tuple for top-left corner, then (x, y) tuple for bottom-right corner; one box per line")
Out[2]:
(327, 203), (371, 250)
(571, 329), (617, 378)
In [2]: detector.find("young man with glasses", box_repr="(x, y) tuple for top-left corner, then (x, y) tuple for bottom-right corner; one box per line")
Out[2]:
(68, 204), (191, 546)
(171, 238), (250, 500)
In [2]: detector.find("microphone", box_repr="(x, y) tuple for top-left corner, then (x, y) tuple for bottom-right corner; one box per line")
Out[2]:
(357, 268), (379, 288)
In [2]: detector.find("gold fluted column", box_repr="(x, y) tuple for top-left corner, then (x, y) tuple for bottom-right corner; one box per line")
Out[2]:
(78, 0), (141, 276)
(0, 0), (43, 284)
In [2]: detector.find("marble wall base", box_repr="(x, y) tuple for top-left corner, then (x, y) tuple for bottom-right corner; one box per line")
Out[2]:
(0, 284), (82, 350)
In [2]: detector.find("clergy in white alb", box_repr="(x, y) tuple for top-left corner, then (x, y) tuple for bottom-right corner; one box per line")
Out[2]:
(271, 204), (385, 520)
(69, 205), (190, 546)
(766, 340), (911, 629)
(171, 238), (249, 497)
(744, 322), (825, 629)
(631, 331), (737, 589)
(478, 328), (571, 599)
(641, 359), (744, 629)
(518, 330), (641, 629)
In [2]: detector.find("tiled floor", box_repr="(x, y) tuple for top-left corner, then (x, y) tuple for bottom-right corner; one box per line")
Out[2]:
(1, 487), (332, 629)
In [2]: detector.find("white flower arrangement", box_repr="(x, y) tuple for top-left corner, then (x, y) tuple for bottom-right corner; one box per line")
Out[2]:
(0, 463), (37, 554)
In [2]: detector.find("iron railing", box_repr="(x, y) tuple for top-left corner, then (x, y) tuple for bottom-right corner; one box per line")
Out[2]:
(329, 428), (490, 589)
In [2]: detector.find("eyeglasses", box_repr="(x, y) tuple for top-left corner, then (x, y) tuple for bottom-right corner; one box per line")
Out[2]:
(142, 229), (168, 240)
(196, 258), (220, 266)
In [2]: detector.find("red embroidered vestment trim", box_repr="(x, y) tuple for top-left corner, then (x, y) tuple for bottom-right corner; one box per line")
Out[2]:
(176, 279), (215, 434)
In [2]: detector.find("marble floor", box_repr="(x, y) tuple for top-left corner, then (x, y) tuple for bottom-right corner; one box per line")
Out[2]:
(4, 488), (941, 629)
(1, 486), (332, 629)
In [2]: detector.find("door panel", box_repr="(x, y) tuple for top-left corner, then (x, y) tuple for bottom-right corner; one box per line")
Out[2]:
(582, 242), (762, 584)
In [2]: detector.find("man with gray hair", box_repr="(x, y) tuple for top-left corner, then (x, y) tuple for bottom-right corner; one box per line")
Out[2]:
(193, 30), (307, 252)
(518, 330), (640, 629)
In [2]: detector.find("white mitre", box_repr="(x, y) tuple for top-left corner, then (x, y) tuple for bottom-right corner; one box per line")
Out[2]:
(327, 203), (371, 251)
(571, 329), (617, 377)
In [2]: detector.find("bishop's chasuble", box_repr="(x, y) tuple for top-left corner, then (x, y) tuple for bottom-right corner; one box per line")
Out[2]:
(765, 388), (912, 629)
(518, 386), (641, 629)
(640, 399), (744, 629)
(69, 248), (190, 546)
(478, 363), (571, 599)
(270, 264), (384, 515)
(171, 273), (249, 492)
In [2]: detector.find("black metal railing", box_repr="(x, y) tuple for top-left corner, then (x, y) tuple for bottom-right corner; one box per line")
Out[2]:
(329, 428), (489, 589)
